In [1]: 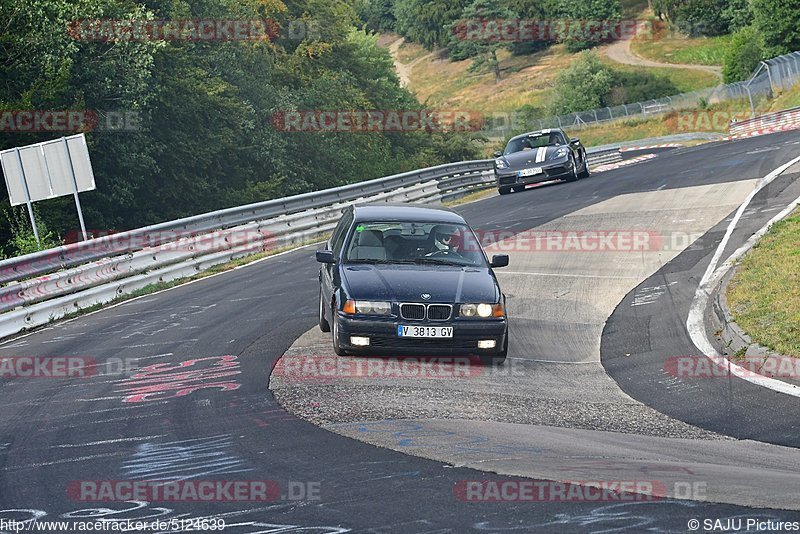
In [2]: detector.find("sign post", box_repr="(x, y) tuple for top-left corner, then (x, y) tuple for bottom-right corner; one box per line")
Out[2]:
(62, 138), (88, 241)
(0, 134), (96, 245)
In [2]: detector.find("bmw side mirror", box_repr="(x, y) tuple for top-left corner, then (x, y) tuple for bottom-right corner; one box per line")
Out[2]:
(493, 150), (502, 158)
(490, 254), (509, 268)
(316, 250), (335, 263)
(570, 137), (580, 145)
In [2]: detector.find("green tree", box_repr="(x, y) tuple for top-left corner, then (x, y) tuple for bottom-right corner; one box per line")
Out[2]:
(721, 0), (752, 32)
(494, 0), (559, 55)
(556, 0), (622, 52)
(448, 0), (518, 82)
(652, 0), (739, 36)
(751, 0), (800, 56)
(394, 0), (470, 49)
(356, 0), (397, 31)
(0, 0), (478, 255)
(723, 26), (766, 83)
(674, 0), (729, 36)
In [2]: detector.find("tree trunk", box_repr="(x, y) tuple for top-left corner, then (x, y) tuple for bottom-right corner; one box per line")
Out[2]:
(492, 50), (500, 83)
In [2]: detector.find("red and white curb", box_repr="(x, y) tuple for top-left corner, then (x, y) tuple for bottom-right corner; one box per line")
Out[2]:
(592, 153), (658, 173)
(721, 123), (800, 141)
(619, 143), (683, 152)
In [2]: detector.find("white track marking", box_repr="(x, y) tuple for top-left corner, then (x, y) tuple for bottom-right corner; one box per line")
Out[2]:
(496, 271), (641, 280)
(687, 154), (800, 397)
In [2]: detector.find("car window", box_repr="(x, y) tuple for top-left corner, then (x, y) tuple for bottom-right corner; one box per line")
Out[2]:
(504, 131), (566, 154)
(343, 221), (488, 267)
(331, 211), (353, 254)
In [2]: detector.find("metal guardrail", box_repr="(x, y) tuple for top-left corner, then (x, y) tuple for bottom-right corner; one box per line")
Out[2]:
(0, 159), (493, 285)
(0, 144), (622, 338)
(0, 163), (497, 336)
(729, 106), (800, 136)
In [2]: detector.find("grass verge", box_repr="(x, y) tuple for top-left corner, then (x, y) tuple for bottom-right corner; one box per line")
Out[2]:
(630, 34), (730, 66)
(768, 85), (800, 112)
(726, 207), (800, 358)
(597, 56), (720, 93)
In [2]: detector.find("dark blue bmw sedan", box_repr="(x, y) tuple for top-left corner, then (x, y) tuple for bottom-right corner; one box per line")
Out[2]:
(316, 204), (509, 365)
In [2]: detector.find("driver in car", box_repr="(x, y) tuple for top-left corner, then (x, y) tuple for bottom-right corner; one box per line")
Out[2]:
(426, 225), (461, 256)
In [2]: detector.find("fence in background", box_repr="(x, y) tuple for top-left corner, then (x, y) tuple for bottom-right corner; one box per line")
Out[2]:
(501, 51), (800, 134)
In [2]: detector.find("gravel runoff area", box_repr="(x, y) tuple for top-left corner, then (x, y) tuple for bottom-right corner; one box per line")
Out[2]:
(271, 330), (725, 441)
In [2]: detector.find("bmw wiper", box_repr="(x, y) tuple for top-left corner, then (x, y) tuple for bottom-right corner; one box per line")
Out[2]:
(346, 258), (395, 264)
(412, 257), (466, 266)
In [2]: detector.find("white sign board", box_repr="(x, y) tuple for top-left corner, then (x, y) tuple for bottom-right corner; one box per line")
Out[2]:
(0, 133), (96, 206)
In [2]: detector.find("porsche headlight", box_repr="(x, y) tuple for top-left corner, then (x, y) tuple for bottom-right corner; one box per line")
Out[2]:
(460, 303), (494, 318)
(495, 158), (508, 169)
(553, 147), (569, 159)
(354, 300), (392, 315)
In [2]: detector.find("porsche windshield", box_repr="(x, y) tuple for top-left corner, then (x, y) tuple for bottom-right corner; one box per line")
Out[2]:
(344, 221), (488, 267)
(504, 131), (566, 154)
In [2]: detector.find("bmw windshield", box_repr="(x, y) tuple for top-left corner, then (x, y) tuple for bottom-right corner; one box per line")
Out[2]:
(343, 221), (488, 268)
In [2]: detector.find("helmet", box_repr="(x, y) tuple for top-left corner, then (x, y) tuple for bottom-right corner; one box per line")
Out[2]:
(432, 225), (460, 249)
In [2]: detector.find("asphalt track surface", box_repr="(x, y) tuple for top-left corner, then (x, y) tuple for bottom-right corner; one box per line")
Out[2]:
(1, 131), (800, 533)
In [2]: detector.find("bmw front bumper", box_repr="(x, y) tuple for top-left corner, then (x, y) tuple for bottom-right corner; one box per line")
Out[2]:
(335, 314), (507, 356)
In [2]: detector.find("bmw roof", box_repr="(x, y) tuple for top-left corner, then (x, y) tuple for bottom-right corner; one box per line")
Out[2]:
(352, 203), (466, 224)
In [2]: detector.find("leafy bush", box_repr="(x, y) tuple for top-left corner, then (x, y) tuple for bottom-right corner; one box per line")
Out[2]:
(606, 71), (679, 106)
(2, 207), (60, 258)
(722, 26), (766, 83)
(550, 52), (613, 114)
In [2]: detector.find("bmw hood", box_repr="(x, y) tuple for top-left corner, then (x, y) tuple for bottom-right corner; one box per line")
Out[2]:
(341, 264), (499, 304)
(500, 147), (566, 170)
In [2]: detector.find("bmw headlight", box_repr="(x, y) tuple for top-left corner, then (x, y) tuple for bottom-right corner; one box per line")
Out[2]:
(553, 147), (569, 159)
(460, 303), (498, 318)
(494, 158), (508, 169)
(354, 300), (392, 315)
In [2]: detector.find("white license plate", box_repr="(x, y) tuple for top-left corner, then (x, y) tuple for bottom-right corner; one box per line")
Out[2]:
(518, 167), (542, 177)
(397, 325), (453, 338)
